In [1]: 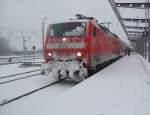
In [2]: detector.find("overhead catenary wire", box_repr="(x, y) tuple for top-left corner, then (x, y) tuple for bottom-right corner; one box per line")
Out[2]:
(42, 0), (72, 17)
(15, 0), (64, 20)
(79, 0), (98, 16)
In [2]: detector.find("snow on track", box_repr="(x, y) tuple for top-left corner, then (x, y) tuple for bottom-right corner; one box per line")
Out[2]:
(0, 81), (76, 115)
(0, 64), (40, 78)
(0, 64), (42, 103)
(0, 69), (41, 84)
(0, 74), (44, 103)
(0, 79), (65, 106)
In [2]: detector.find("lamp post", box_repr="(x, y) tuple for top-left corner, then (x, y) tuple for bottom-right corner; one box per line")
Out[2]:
(42, 17), (48, 58)
(32, 46), (36, 63)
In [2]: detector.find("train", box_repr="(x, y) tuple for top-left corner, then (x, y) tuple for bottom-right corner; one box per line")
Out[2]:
(42, 14), (127, 82)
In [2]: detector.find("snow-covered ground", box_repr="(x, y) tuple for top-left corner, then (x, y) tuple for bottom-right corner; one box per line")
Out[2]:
(0, 54), (150, 115)
(0, 63), (76, 114)
(0, 64), (42, 102)
(0, 64), (40, 77)
(0, 55), (44, 65)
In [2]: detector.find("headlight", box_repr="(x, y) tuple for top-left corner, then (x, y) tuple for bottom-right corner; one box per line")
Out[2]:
(62, 37), (66, 42)
(48, 53), (52, 57)
(77, 52), (82, 57)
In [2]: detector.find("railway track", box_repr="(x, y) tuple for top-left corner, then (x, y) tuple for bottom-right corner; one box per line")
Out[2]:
(0, 69), (42, 85)
(0, 62), (43, 66)
(0, 62), (19, 66)
(0, 79), (65, 107)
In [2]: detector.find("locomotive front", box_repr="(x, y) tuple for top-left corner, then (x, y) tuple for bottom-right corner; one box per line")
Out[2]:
(42, 21), (89, 82)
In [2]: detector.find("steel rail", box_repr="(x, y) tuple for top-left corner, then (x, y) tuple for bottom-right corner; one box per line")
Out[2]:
(0, 73), (41, 85)
(0, 69), (41, 80)
(0, 79), (65, 107)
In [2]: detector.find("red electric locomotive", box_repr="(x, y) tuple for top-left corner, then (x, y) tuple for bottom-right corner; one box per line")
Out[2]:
(42, 14), (126, 82)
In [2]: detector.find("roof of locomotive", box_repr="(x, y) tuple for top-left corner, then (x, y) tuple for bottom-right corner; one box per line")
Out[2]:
(49, 19), (90, 25)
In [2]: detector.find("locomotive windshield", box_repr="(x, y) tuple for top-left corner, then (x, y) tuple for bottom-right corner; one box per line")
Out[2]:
(48, 22), (86, 37)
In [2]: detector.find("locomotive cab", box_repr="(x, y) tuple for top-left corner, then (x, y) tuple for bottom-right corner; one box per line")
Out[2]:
(45, 21), (87, 62)
(42, 20), (90, 82)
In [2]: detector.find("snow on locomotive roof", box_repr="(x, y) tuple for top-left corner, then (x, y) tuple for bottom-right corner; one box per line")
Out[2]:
(49, 19), (89, 24)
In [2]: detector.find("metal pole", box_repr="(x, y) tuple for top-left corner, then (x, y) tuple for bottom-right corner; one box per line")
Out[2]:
(136, 17), (142, 56)
(148, 14), (150, 62)
(148, 0), (150, 62)
(22, 31), (26, 63)
(42, 17), (48, 59)
(144, 0), (147, 59)
(42, 21), (44, 58)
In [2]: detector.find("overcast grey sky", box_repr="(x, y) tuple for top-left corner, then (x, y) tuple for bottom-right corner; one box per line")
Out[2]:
(0, 0), (145, 51)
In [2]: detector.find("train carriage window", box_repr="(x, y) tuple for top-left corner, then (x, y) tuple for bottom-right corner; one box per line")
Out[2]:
(93, 27), (96, 36)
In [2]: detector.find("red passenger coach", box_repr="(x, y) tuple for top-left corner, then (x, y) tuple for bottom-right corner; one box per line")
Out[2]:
(42, 14), (126, 82)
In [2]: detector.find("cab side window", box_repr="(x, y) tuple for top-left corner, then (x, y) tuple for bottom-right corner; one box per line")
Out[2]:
(93, 27), (96, 36)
